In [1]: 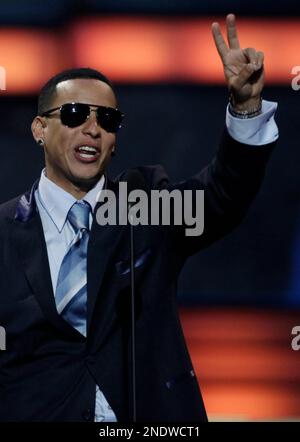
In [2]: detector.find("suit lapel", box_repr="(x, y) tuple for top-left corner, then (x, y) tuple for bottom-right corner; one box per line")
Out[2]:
(10, 182), (82, 339)
(87, 177), (127, 342)
(11, 176), (128, 342)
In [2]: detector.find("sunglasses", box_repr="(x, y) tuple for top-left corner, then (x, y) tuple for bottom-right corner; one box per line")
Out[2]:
(41, 102), (124, 133)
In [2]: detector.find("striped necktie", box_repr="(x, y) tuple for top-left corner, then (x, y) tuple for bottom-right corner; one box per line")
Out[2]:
(55, 201), (91, 337)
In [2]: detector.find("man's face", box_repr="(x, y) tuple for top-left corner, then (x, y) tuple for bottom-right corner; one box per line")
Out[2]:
(32, 78), (117, 194)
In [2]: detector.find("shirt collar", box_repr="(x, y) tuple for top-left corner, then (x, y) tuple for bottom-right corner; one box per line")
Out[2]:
(37, 168), (105, 232)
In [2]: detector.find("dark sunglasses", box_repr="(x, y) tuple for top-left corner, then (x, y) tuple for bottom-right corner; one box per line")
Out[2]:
(41, 102), (124, 133)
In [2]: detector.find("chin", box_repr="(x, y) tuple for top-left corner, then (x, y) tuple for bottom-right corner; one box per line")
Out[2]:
(71, 172), (102, 190)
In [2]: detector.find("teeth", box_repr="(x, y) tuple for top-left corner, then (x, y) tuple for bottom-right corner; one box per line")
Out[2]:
(78, 146), (97, 153)
(79, 153), (94, 158)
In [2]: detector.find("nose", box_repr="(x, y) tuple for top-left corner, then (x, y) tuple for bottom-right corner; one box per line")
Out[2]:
(82, 109), (101, 138)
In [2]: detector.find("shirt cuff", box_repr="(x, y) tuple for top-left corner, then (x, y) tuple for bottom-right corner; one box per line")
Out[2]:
(226, 99), (279, 146)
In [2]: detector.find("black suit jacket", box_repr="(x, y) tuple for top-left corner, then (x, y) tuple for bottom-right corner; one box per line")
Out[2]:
(0, 131), (275, 421)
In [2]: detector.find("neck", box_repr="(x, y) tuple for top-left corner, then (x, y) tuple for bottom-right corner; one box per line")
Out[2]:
(44, 169), (100, 200)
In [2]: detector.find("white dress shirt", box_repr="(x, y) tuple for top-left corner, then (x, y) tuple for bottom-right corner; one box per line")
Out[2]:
(34, 173), (117, 422)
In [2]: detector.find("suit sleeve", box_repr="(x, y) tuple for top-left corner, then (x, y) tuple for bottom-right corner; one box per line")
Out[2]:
(150, 128), (277, 257)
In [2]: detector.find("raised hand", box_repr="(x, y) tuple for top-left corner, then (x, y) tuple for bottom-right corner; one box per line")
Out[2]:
(212, 14), (264, 111)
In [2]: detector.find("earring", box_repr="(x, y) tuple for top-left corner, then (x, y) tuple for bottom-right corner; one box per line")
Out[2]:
(111, 149), (116, 157)
(38, 139), (44, 146)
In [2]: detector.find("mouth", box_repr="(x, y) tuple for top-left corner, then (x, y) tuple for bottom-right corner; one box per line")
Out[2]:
(73, 144), (100, 163)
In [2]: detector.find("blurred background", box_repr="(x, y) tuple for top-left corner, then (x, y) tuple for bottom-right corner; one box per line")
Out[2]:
(0, 0), (300, 421)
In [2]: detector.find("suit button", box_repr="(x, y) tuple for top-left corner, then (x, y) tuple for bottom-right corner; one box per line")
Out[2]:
(82, 408), (93, 421)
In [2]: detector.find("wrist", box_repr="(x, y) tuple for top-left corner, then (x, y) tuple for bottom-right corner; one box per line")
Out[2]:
(230, 95), (262, 112)
(229, 95), (262, 119)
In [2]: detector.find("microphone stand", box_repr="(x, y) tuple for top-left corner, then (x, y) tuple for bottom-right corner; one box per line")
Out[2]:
(128, 205), (137, 422)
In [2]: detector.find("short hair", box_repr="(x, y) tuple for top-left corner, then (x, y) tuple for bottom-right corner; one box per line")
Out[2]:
(37, 67), (115, 115)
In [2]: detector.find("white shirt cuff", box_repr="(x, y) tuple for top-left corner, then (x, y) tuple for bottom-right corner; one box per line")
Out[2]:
(226, 100), (279, 146)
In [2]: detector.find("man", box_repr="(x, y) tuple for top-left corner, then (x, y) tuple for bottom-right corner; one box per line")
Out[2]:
(0, 14), (278, 421)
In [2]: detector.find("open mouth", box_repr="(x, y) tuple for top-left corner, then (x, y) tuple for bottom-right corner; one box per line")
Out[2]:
(74, 145), (100, 163)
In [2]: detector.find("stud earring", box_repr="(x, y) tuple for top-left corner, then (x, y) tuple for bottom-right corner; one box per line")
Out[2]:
(38, 139), (44, 146)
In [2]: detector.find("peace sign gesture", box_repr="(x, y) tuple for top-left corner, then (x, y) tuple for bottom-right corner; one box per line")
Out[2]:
(212, 14), (264, 111)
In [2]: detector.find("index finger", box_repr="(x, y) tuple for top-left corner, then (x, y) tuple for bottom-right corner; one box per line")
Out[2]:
(226, 13), (240, 49)
(212, 22), (229, 61)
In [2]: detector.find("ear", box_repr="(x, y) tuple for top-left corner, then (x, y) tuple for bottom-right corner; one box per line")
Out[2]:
(31, 116), (46, 145)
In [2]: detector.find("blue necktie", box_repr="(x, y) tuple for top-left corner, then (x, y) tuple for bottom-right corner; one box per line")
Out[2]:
(55, 201), (91, 337)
